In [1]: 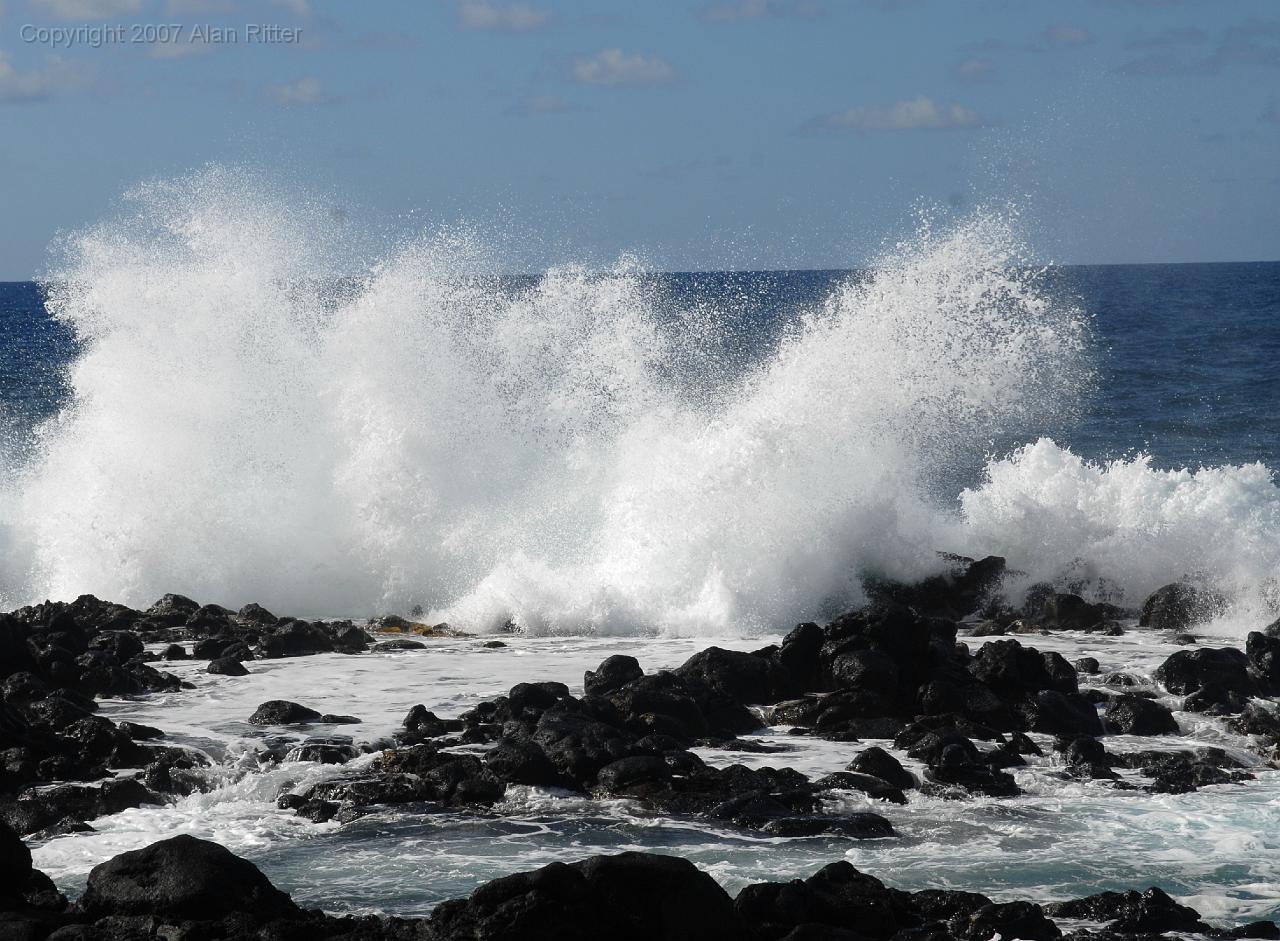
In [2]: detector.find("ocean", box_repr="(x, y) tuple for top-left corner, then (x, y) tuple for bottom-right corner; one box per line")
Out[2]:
(1, 181), (1279, 925)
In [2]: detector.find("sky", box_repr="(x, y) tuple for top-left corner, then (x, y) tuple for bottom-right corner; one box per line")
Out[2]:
(0, 0), (1278, 277)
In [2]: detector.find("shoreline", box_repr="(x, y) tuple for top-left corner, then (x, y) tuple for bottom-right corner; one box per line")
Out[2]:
(3, 559), (1280, 936)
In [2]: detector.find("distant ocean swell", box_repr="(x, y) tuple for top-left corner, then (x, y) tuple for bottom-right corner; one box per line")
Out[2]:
(0, 167), (1277, 634)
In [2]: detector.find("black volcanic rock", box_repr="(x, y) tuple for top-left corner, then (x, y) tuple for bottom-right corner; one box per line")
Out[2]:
(249, 701), (322, 725)
(584, 655), (644, 696)
(1104, 695), (1179, 735)
(1036, 593), (1112, 632)
(1246, 631), (1280, 694)
(430, 851), (746, 941)
(79, 834), (300, 921)
(862, 554), (1006, 620)
(676, 646), (793, 705)
(847, 746), (915, 790)
(1139, 583), (1219, 632)
(484, 738), (563, 787)
(955, 901), (1061, 941)
(735, 860), (905, 940)
(1046, 887), (1207, 934)
(207, 656), (249, 676)
(1155, 646), (1254, 705)
(812, 771), (907, 804)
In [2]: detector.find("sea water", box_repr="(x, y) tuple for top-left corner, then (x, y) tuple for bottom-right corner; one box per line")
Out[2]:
(2, 167), (1279, 922)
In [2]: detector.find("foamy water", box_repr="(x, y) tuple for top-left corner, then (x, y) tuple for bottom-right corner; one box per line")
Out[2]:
(27, 633), (1280, 924)
(2, 168), (1276, 633)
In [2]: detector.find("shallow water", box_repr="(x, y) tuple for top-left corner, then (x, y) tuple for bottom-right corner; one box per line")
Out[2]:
(28, 629), (1280, 926)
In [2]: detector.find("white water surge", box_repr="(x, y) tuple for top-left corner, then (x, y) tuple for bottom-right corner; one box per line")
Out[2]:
(28, 633), (1280, 924)
(1, 167), (1278, 632)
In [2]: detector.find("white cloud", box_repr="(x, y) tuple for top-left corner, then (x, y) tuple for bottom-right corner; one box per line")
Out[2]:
(457, 0), (549, 32)
(509, 94), (571, 115)
(954, 57), (995, 81)
(263, 75), (333, 106)
(571, 48), (676, 87)
(1041, 23), (1093, 48)
(0, 51), (80, 102)
(27, 0), (140, 17)
(698, 0), (823, 23)
(809, 96), (986, 132)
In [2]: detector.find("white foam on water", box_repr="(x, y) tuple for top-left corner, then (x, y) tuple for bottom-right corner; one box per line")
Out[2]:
(3, 168), (1278, 633)
(27, 634), (1280, 925)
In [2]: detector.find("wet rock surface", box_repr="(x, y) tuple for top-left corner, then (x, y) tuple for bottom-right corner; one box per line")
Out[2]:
(3, 567), (1280, 935)
(5, 834), (1274, 941)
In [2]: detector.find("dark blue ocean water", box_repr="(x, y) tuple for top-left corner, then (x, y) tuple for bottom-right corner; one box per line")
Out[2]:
(3, 263), (1278, 470)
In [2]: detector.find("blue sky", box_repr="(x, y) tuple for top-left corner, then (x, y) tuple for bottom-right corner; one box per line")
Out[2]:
(0, 0), (1277, 277)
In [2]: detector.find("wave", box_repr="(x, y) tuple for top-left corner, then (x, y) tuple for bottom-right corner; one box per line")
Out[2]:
(0, 167), (1275, 634)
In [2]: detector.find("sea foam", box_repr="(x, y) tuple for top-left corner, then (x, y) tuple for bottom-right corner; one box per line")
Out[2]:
(1, 168), (1276, 633)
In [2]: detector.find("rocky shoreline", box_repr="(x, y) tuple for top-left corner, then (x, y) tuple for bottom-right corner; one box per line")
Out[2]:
(5, 821), (1280, 940)
(3, 555), (1280, 938)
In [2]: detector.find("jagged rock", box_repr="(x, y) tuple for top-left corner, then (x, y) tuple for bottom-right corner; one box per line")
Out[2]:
(847, 746), (914, 790)
(207, 656), (249, 676)
(1229, 702), (1280, 739)
(595, 756), (671, 791)
(1155, 647), (1254, 704)
(584, 655), (645, 696)
(954, 901), (1061, 941)
(735, 861), (904, 940)
(1246, 631), (1280, 694)
(1019, 690), (1104, 737)
(248, 701), (321, 725)
(399, 705), (464, 743)
(1139, 584), (1219, 632)
(1104, 696), (1179, 736)
(1124, 751), (1255, 794)
(1037, 593), (1111, 632)
(811, 772), (907, 804)
(484, 738), (562, 787)
(1046, 887), (1207, 934)
(759, 814), (895, 838)
(1184, 681), (1250, 715)
(1058, 735), (1118, 779)
(863, 555), (1006, 620)
(1228, 922), (1280, 939)
(1, 779), (158, 836)
(237, 603), (278, 625)
(286, 742), (359, 764)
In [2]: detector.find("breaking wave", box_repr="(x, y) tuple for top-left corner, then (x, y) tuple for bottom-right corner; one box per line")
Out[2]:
(1, 168), (1276, 634)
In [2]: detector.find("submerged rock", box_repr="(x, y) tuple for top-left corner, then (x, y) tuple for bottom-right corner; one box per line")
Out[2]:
(247, 700), (360, 726)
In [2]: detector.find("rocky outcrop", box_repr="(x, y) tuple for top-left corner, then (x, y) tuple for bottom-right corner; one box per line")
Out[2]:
(1045, 886), (1208, 934)
(1139, 584), (1221, 632)
(79, 834), (301, 921)
(5, 831), (1278, 941)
